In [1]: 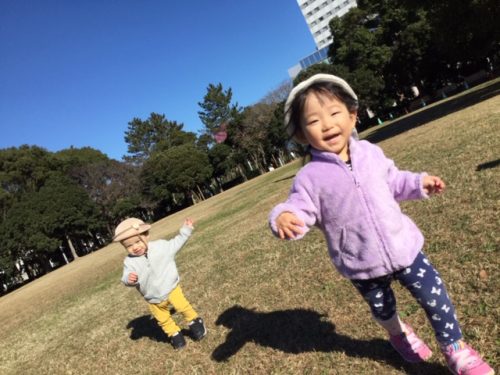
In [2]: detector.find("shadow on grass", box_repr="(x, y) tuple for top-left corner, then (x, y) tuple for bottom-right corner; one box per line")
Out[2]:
(476, 159), (500, 171)
(213, 305), (449, 374)
(273, 174), (296, 183)
(126, 313), (199, 344)
(127, 315), (169, 342)
(363, 79), (500, 145)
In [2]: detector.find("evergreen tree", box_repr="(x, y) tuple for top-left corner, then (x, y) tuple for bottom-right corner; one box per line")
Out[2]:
(198, 83), (241, 143)
(124, 113), (193, 165)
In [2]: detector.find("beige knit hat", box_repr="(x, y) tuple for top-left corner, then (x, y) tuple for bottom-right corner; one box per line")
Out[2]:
(284, 73), (359, 143)
(113, 218), (152, 242)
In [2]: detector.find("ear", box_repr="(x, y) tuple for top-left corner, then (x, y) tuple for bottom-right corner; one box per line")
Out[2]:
(349, 111), (358, 128)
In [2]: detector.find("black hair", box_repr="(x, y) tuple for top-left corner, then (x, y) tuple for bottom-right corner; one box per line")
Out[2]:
(288, 81), (358, 143)
(287, 81), (359, 165)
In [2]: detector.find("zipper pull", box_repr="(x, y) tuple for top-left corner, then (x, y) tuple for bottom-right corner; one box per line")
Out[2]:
(352, 174), (360, 187)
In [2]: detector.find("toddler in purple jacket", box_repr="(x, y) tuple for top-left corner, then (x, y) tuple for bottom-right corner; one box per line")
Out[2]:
(269, 74), (493, 375)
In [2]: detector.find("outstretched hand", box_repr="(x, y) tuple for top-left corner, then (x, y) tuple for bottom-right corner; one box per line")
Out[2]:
(184, 218), (195, 229)
(276, 212), (305, 239)
(423, 175), (446, 195)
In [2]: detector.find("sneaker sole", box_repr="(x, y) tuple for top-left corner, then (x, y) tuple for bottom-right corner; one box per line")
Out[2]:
(390, 342), (432, 363)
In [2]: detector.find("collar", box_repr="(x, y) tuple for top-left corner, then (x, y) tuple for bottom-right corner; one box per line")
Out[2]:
(310, 136), (358, 163)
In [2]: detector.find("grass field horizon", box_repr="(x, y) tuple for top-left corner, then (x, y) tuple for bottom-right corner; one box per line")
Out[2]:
(0, 87), (498, 374)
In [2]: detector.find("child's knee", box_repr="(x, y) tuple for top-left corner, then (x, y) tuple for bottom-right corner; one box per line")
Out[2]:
(371, 305), (396, 320)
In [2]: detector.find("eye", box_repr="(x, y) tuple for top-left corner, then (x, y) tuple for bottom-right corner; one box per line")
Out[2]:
(306, 119), (319, 126)
(330, 111), (339, 116)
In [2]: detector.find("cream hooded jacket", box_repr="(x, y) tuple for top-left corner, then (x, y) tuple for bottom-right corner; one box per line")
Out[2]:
(121, 226), (192, 303)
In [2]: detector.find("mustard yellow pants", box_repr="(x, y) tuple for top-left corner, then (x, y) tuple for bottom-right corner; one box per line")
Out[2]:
(148, 285), (198, 337)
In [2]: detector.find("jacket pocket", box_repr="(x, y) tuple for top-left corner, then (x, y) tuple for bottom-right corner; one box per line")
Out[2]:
(338, 222), (384, 275)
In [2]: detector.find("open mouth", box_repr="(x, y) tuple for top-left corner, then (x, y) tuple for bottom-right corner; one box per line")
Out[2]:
(324, 133), (340, 142)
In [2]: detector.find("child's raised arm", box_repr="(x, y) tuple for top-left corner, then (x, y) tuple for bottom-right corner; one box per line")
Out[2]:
(184, 218), (194, 229)
(165, 219), (194, 252)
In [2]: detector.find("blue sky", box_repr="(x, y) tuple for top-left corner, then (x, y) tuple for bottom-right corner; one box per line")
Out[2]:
(0, 0), (316, 160)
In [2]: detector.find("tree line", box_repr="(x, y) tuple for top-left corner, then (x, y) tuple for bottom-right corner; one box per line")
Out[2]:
(1, 0), (497, 293)
(0, 80), (296, 291)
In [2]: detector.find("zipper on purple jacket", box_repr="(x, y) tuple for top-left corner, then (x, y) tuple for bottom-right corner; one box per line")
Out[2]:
(348, 165), (396, 273)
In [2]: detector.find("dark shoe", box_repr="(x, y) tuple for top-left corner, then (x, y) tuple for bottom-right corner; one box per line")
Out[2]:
(188, 317), (206, 341)
(170, 331), (186, 349)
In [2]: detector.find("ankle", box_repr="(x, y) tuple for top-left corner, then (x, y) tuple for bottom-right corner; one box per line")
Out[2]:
(376, 314), (405, 336)
(441, 339), (465, 353)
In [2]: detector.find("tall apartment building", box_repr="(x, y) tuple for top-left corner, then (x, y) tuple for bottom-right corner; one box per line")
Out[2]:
(298, 0), (357, 49)
(288, 0), (357, 78)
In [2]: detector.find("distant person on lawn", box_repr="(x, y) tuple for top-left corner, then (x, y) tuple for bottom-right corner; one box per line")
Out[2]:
(113, 217), (206, 350)
(268, 74), (494, 375)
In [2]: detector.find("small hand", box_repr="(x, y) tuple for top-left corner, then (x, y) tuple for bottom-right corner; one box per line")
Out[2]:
(184, 218), (194, 229)
(128, 272), (138, 284)
(276, 212), (305, 239)
(423, 175), (446, 195)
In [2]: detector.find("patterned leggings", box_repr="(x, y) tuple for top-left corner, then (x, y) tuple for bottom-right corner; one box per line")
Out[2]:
(351, 251), (462, 346)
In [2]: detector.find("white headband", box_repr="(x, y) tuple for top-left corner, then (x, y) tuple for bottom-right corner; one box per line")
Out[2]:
(284, 74), (358, 143)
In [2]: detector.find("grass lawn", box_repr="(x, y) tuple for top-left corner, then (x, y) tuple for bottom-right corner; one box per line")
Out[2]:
(0, 86), (498, 374)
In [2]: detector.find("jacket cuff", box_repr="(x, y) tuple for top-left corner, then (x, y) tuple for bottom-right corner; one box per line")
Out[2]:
(268, 203), (307, 240)
(180, 225), (193, 237)
(418, 172), (429, 199)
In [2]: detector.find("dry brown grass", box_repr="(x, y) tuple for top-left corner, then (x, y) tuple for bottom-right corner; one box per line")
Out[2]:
(0, 91), (498, 374)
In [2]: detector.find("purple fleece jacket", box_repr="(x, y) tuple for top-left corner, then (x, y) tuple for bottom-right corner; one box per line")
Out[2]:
(269, 138), (429, 280)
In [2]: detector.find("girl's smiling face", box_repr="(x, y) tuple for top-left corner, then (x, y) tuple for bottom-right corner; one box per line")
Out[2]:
(299, 91), (357, 161)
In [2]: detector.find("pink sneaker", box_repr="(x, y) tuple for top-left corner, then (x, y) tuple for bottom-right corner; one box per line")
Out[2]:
(389, 324), (433, 362)
(443, 342), (494, 375)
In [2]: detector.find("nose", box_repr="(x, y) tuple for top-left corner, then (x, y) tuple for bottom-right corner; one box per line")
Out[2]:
(322, 116), (335, 131)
